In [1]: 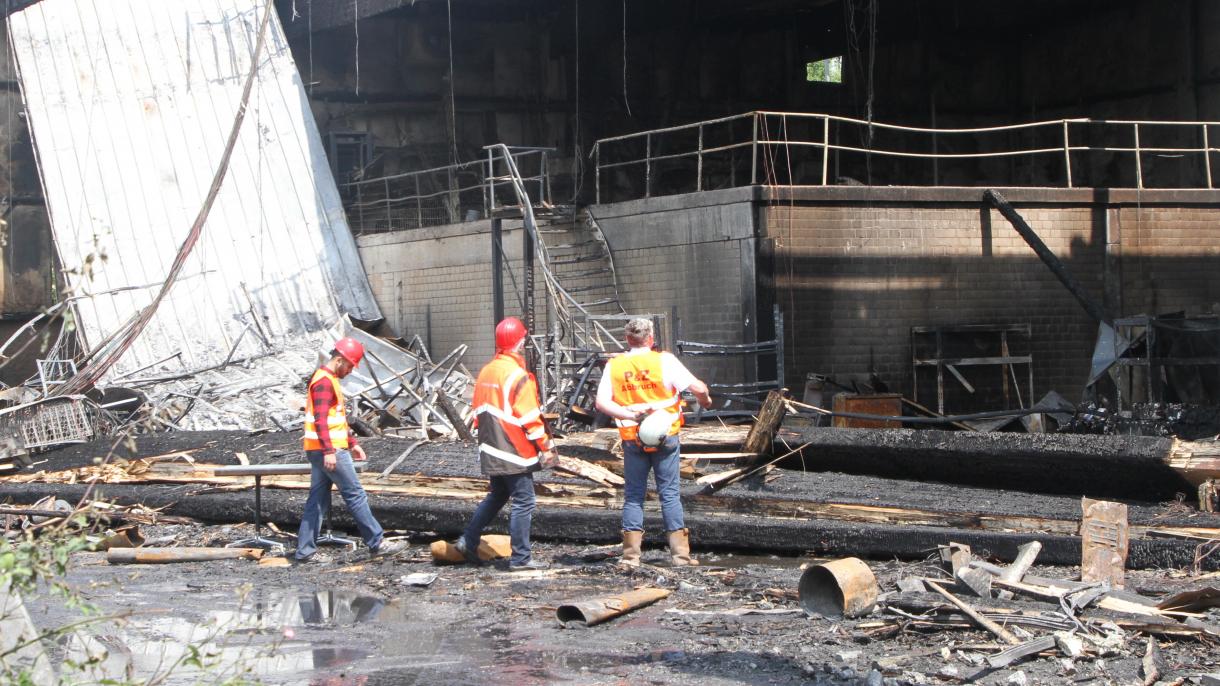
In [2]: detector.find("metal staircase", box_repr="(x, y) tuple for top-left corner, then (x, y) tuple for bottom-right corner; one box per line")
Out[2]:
(484, 144), (648, 424)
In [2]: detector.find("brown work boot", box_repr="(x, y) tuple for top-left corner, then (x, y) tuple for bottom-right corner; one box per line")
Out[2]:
(621, 530), (643, 568)
(667, 528), (699, 566)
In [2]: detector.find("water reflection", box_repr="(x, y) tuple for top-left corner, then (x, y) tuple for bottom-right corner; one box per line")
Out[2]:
(71, 590), (396, 684)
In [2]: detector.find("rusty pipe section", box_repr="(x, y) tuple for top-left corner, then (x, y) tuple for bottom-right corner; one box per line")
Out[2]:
(556, 587), (672, 627)
(799, 557), (879, 618)
(106, 547), (265, 564)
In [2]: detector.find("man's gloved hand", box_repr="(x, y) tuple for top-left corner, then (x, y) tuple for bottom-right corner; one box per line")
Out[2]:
(539, 450), (559, 469)
(633, 411), (650, 424)
(323, 452), (337, 472)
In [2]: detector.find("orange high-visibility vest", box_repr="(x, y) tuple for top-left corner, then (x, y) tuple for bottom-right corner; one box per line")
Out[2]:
(303, 368), (351, 451)
(607, 351), (684, 442)
(472, 352), (552, 475)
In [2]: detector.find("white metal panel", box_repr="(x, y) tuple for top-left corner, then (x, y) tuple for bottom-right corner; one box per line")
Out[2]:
(8, 0), (381, 381)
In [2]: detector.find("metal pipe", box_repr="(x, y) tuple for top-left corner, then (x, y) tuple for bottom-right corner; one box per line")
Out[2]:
(1204, 124), (1213, 189)
(1134, 123), (1144, 189)
(106, 547), (265, 564)
(750, 112), (759, 184)
(556, 588), (672, 627)
(644, 133), (652, 197)
(1062, 120), (1073, 188)
(798, 557), (878, 618)
(821, 116), (830, 185)
(492, 218), (505, 324)
(696, 124), (704, 192)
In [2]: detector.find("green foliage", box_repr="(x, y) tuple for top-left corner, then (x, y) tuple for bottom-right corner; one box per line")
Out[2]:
(806, 56), (843, 83)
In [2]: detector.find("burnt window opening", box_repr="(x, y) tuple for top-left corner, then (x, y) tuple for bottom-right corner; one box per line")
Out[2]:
(806, 56), (843, 84)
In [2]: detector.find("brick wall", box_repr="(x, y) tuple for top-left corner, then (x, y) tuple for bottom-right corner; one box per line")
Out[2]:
(593, 189), (758, 386)
(357, 188), (1220, 411)
(761, 187), (1220, 407)
(356, 219), (547, 365)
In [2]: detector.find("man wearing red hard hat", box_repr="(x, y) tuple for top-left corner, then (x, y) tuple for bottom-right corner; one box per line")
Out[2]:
(453, 317), (556, 570)
(294, 336), (405, 562)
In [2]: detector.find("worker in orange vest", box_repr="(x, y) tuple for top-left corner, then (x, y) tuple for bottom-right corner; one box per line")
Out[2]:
(454, 317), (557, 570)
(294, 337), (405, 562)
(596, 318), (712, 567)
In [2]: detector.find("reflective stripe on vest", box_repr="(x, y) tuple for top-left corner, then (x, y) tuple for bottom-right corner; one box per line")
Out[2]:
(303, 368), (351, 450)
(607, 351), (683, 441)
(472, 353), (542, 465)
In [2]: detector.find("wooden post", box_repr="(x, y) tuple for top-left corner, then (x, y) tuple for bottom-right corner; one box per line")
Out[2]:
(739, 389), (788, 465)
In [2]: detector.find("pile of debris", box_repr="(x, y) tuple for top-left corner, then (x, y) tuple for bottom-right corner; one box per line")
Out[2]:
(842, 542), (1220, 683)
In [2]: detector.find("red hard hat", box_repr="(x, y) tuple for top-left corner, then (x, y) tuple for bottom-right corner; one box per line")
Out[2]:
(495, 317), (527, 351)
(334, 337), (365, 367)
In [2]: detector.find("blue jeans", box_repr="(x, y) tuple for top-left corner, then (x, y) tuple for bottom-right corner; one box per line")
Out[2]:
(622, 435), (684, 532)
(461, 472), (536, 565)
(295, 450), (384, 560)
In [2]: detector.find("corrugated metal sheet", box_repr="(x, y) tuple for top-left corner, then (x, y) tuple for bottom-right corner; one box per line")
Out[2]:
(8, 0), (381, 381)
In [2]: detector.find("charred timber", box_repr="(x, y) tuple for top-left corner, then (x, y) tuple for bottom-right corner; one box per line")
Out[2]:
(2, 482), (1216, 571)
(790, 427), (1199, 501)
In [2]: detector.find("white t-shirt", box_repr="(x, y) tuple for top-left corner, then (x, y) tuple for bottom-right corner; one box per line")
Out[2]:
(596, 348), (696, 408)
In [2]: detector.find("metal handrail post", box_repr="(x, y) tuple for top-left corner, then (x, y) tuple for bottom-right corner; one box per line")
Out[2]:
(542, 150), (552, 205)
(1134, 123), (1144, 189)
(480, 147), (490, 212)
(355, 181), (364, 234)
(696, 124), (704, 192)
(384, 178), (392, 229)
(645, 133), (652, 198)
(414, 175), (423, 228)
(750, 112), (759, 185)
(821, 115), (830, 186)
(1204, 124), (1213, 189)
(1062, 120), (1073, 188)
(594, 145), (601, 204)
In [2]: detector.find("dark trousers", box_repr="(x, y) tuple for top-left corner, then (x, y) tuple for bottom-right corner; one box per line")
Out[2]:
(461, 472), (537, 565)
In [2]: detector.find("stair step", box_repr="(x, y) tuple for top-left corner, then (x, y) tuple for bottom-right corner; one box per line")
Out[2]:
(559, 267), (612, 278)
(551, 254), (604, 265)
(577, 298), (618, 308)
(563, 282), (614, 294)
(546, 240), (599, 250)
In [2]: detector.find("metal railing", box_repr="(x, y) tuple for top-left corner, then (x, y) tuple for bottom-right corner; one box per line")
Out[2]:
(342, 147), (555, 235)
(592, 111), (1220, 203)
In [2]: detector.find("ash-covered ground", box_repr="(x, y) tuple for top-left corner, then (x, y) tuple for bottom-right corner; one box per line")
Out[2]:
(17, 519), (1220, 686)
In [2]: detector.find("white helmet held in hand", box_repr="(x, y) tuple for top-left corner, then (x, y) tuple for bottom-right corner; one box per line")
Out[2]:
(637, 410), (672, 447)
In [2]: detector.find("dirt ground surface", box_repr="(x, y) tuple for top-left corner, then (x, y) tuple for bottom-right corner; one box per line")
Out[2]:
(17, 519), (1220, 686)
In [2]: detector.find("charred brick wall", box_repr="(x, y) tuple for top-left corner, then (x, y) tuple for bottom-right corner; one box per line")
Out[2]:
(760, 188), (1220, 407)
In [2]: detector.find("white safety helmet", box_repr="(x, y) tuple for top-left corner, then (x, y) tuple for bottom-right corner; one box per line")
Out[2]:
(637, 410), (673, 447)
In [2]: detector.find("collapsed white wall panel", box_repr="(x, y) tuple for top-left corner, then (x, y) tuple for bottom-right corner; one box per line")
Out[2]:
(9, 0), (381, 381)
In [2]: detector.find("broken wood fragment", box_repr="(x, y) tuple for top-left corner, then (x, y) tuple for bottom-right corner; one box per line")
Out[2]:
(430, 534), (511, 563)
(924, 579), (1021, 646)
(106, 547), (264, 564)
(985, 635), (1056, 668)
(554, 455), (625, 487)
(739, 389), (787, 464)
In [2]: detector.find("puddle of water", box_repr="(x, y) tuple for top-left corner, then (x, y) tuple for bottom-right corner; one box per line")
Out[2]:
(62, 589), (407, 685)
(697, 551), (811, 569)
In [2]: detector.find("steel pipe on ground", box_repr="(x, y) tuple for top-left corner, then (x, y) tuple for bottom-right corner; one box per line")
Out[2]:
(556, 588), (672, 627)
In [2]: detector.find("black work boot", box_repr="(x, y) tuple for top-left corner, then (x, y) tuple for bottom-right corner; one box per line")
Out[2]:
(453, 537), (482, 565)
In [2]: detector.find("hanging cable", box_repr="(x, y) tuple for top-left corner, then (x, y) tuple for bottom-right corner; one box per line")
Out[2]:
(353, 0), (360, 96)
(446, 0), (458, 166)
(621, 0), (632, 117)
(570, 0), (582, 202)
(307, 0), (313, 95)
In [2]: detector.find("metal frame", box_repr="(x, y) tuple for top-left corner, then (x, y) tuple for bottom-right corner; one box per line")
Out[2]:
(911, 324), (1033, 415)
(1106, 315), (1220, 410)
(675, 305), (784, 419)
(592, 111), (1220, 203)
